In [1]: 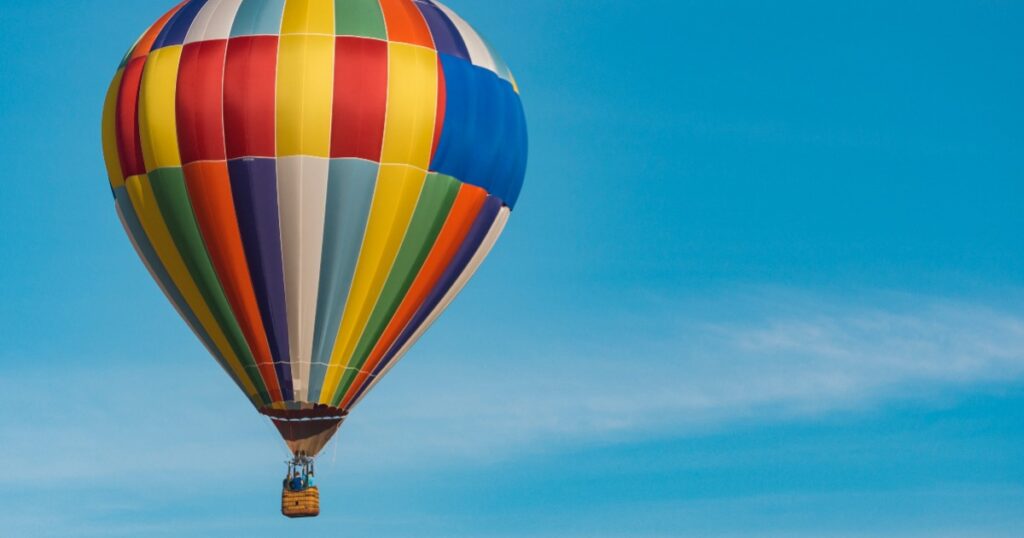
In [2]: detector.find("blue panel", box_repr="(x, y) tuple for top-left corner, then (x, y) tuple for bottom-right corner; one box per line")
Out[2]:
(431, 54), (527, 208)
(230, 0), (287, 37)
(306, 158), (378, 403)
(152, 0), (209, 49)
(227, 157), (294, 401)
(114, 187), (253, 402)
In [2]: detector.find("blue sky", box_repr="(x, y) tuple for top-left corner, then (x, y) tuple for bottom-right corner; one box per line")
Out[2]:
(1, 0), (1023, 536)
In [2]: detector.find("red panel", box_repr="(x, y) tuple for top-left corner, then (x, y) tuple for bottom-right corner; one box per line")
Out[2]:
(430, 54), (446, 162)
(379, 0), (434, 48)
(115, 57), (148, 177)
(330, 37), (388, 160)
(182, 160), (284, 401)
(177, 40), (228, 164)
(224, 36), (278, 159)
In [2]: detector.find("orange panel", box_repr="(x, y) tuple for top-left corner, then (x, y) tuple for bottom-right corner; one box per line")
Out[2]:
(379, 0), (434, 48)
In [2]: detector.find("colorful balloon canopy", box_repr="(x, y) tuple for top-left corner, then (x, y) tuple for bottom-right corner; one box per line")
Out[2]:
(102, 0), (526, 456)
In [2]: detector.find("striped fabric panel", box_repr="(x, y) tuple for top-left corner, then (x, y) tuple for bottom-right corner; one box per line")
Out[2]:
(328, 173), (461, 405)
(306, 158), (377, 402)
(105, 8), (273, 405)
(114, 189), (261, 406)
(122, 177), (264, 400)
(123, 172), (271, 403)
(349, 203), (511, 409)
(142, 23), (287, 402)
(276, 156), (329, 402)
(334, 182), (486, 408)
(148, 167), (284, 402)
(227, 158), (292, 394)
(184, 161), (293, 400)
(176, 8), (296, 398)
(317, 164), (427, 404)
(102, 0), (526, 414)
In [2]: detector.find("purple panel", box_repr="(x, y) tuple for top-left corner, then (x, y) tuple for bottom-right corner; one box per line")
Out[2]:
(413, 0), (470, 60)
(345, 196), (503, 407)
(227, 157), (294, 400)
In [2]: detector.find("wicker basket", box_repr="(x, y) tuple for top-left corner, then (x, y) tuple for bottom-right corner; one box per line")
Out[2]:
(282, 487), (320, 518)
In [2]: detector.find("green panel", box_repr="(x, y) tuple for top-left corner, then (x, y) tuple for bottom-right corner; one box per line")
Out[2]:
(331, 174), (460, 404)
(334, 0), (387, 39)
(147, 168), (272, 405)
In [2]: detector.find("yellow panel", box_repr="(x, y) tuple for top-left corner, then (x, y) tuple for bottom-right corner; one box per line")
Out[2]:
(124, 174), (260, 401)
(102, 69), (125, 190)
(281, 0), (335, 34)
(138, 46), (183, 171)
(319, 164), (427, 403)
(381, 43), (438, 170)
(276, 35), (335, 157)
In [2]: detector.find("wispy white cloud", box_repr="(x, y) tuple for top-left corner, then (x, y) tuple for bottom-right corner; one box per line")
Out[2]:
(337, 289), (1024, 466)
(1, 289), (1023, 536)
(3, 289), (1023, 480)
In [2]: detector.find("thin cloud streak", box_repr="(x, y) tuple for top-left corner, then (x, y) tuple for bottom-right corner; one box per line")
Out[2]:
(2, 289), (1023, 480)
(2, 289), (1023, 537)
(342, 290), (1024, 465)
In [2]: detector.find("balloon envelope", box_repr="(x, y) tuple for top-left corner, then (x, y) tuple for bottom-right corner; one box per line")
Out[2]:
(102, 0), (527, 457)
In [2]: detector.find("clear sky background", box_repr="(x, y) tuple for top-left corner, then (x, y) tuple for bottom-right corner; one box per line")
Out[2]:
(1, 1), (1022, 536)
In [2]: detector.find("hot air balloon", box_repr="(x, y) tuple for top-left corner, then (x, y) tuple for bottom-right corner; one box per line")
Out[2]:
(101, 0), (526, 517)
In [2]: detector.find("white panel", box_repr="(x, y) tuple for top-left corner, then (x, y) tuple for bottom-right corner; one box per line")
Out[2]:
(183, 0), (219, 44)
(277, 156), (330, 402)
(432, 1), (498, 74)
(351, 207), (511, 409)
(185, 0), (244, 44)
(205, 0), (245, 41)
(480, 36), (514, 83)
